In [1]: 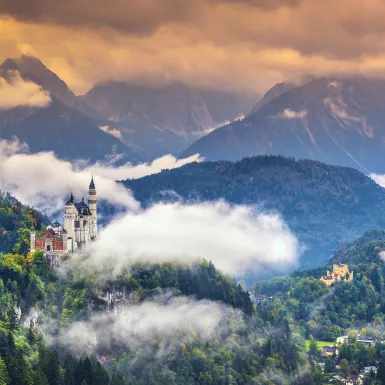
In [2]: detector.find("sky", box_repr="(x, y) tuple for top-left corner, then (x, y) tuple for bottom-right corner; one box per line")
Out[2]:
(1, 0), (385, 95)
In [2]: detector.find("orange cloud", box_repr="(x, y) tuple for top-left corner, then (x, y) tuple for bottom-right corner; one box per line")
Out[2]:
(0, 70), (51, 108)
(1, 1), (385, 95)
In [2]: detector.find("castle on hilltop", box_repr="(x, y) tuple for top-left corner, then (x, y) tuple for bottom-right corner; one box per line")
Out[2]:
(320, 263), (353, 287)
(30, 177), (98, 264)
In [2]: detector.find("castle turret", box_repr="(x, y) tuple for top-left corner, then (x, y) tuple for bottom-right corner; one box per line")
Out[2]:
(88, 177), (97, 240)
(30, 230), (36, 252)
(63, 192), (76, 244)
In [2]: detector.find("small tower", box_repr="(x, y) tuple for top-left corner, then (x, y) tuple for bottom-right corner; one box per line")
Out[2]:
(88, 177), (98, 240)
(30, 230), (36, 252)
(63, 192), (76, 246)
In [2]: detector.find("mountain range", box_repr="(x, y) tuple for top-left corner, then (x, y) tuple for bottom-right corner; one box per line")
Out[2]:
(81, 81), (256, 159)
(183, 76), (385, 174)
(0, 55), (256, 162)
(122, 156), (385, 272)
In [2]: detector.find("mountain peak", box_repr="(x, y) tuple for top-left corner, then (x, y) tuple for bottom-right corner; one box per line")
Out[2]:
(0, 57), (19, 71)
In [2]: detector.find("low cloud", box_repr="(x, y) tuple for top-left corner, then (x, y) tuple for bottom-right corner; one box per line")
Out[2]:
(98, 125), (122, 139)
(278, 108), (307, 119)
(51, 293), (241, 356)
(71, 201), (301, 278)
(191, 114), (245, 137)
(0, 139), (300, 278)
(0, 139), (201, 213)
(324, 97), (373, 138)
(87, 153), (203, 181)
(370, 173), (385, 189)
(0, 71), (51, 109)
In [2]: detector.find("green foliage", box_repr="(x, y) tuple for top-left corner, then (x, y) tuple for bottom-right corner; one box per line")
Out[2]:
(0, 193), (47, 255)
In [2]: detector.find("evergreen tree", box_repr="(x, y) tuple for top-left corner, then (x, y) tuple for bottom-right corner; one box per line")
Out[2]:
(63, 353), (76, 385)
(378, 360), (385, 384)
(93, 360), (109, 385)
(47, 350), (62, 385)
(27, 320), (35, 345)
(0, 357), (9, 385)
(109, 375), (125, 385)
(83, 358), (95, 385)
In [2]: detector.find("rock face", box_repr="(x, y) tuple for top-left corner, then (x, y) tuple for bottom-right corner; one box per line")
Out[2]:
(182, 76), (385, 174)
(82, 81), (256, 159)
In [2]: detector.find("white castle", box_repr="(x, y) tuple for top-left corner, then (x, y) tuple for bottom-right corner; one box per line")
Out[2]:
(30, 177), (98, 261)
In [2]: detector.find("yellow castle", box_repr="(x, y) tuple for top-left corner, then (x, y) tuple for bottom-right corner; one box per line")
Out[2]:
(320, 264), (353, 287)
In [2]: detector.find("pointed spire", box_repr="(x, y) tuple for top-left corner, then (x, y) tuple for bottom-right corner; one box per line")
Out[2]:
(89, 176), (95, 190)
(66, 192), (74, 205)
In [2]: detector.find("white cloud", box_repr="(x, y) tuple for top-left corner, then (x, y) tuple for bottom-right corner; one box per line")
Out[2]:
(0, 138), (201, 214)
(191, 114), (245, 137)
(278, 108), (307, 119)
(0, 71), (51, 109)
(324, 97), (373, 138)
(52, 294), (241, 355)
(0, 139), (300, 278)
(371, 173), (385, 189)
(87, 153), (203, 181)
(98, 125), (122, 139)
(71, 200), (301, 278)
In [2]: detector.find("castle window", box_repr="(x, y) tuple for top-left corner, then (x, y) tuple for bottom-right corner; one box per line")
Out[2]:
(46, 245), (51, 251)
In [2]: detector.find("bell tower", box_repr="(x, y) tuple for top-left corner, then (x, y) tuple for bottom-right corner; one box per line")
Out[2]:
(88, 176), (98, 240)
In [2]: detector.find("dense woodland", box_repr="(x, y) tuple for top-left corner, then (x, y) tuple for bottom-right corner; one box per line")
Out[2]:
(4, 172), (385, 383)
(123, 156), (385, 269)
(0, 192), (47, 255)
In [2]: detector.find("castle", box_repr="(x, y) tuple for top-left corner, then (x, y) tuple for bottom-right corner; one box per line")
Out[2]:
(30, 177), (98, 264)
(320, 263), (353, 287)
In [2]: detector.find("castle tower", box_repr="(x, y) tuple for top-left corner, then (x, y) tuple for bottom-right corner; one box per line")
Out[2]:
(88, 177), (98, 240)
(63, 192), (76, 249)
(30, 230), (36, 252)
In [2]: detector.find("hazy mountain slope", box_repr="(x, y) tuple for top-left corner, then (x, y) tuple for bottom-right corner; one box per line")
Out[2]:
(0, 56), (142, 163)
(82, 81), (256, 158)
(182, 76), (385, 174)
(0, 99), (141, 163)
(122, 156), (385, 269)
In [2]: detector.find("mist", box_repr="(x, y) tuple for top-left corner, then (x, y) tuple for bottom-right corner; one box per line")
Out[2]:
(49, 293), (242, 356)
(0, 138), (201, 214)
(69, 200), (301, 278)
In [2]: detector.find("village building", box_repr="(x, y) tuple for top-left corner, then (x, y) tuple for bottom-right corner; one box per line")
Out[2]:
(320, 263), (354, 287)
(30, 178), (98, 264)
(321, 345), (339, 358)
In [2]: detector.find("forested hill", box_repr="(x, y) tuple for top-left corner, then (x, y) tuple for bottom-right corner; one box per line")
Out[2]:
(330, 229), (385, 265)
(0, 192), (47, 254)
(123, 156), (385, 269)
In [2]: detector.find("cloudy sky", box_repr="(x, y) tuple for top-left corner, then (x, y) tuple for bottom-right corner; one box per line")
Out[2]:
(0, 0), (383, 94)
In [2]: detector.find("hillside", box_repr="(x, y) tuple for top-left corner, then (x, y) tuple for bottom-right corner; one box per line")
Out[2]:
(182, 76), (385, 174)
(0, 192), (47, 254)
(330, 229), (385, 265)
(0, 99), (141, 163)
(123, 156), (385, 269)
